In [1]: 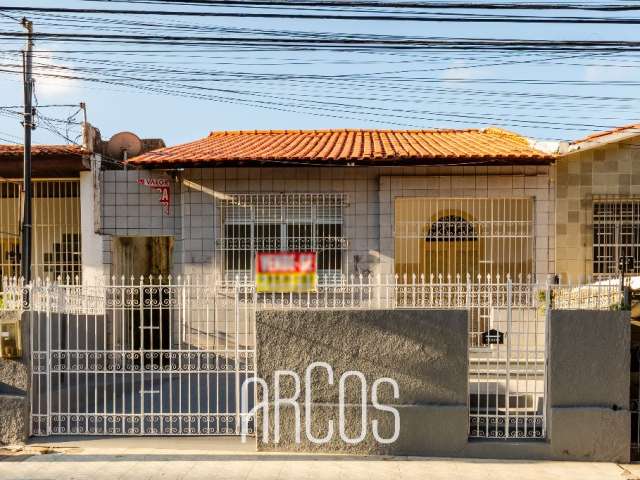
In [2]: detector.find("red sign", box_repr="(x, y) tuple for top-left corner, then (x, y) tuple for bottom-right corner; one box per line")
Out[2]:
(137, 177), (170, 214)
(256, 252), (317, 293)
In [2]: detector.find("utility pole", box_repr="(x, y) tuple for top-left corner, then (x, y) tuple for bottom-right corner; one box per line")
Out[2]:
(20, 17), (34, 283)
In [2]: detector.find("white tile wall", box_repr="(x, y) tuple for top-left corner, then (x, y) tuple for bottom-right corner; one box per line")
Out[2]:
(99, 165), (555, 282)
(100, 169), (181, 274)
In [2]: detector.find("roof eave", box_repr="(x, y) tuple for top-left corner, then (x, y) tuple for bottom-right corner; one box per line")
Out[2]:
(129, 155), (554, 169)
(565, 130), (640, 155)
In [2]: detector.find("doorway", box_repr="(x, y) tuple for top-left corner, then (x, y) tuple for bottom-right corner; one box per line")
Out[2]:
(111, 236), (174, 353)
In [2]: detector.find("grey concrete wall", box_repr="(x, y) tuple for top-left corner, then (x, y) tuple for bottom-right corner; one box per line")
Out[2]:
(255, 309), (469, 455)
(255, 308), (631, 461)
(0, 311), (30, 445)
(547, 309), (631, 462)
(0, 394), (29, 445)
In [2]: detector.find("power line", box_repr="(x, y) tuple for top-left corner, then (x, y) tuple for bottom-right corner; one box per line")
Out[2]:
(3, 31), (640, 52)
(0, 61), (627, 132)
(67, 0), (640, 12)
(0, 11), (21, 22)
(6, 5), (640, 24)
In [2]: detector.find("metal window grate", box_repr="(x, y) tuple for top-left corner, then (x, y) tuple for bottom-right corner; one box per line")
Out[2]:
(593, 196), (640, 277)
(0, 179), (81, 282)
(216, 193), (348, 284)
(395, 197), (535, 345)
(395, 197), (535, 281)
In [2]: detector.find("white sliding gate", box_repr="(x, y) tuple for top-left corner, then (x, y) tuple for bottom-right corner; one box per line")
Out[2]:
(28, 279), (255, 436)
(13, 275), (619, 439)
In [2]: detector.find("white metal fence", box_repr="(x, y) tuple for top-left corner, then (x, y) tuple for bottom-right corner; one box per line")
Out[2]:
(2, 274), (622, 439)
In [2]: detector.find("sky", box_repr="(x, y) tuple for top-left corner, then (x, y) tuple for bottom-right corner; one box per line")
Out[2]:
(0, 0), (639, 147)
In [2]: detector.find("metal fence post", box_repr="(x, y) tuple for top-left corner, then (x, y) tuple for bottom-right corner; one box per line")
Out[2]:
(543, 280), (552, 438)
(234, 284), (241, 434)
(45, 282), (52, 436)
(506, 277), (512, 437)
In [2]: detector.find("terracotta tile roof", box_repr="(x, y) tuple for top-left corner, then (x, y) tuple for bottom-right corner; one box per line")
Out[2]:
(572, 123), (640, 145)
(129, 128), (553, 167)
(0, 144), (87, 159)
(0, 144), (89, 177)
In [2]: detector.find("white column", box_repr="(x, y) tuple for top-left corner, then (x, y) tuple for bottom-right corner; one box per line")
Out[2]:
(80, 170), (104, 284)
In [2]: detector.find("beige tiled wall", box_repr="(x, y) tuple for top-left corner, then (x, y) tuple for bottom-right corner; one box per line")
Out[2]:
(556, 141), (640, 281)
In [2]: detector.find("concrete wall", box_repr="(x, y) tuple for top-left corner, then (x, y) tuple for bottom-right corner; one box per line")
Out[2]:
(254, 309), (469, 456)
(546, 309), (631, 462)
(555, 141), (640, 280)
(254, 308), (631, 461)
(0, 311), (29, 445)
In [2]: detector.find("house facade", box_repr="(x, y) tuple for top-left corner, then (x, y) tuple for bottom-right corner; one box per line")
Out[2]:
(555, 125), (640, 282)
(0, 144), (88, 281)
(5, 124), (639, 290)
(0, 126), (634, 455)
(90, 128), (556, 288)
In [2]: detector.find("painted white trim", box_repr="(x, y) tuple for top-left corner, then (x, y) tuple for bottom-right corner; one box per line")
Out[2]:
(80, 171), (104, 283)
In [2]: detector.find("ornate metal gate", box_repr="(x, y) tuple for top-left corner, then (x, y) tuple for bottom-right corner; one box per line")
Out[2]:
(29, 278), (255, 435)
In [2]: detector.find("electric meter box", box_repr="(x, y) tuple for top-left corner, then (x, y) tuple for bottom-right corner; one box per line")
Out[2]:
(0, 314), (21, 359)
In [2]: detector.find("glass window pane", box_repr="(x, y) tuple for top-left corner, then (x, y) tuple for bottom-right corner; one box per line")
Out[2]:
(219, 194), (347, 281)
(317, 223), (342, 271)
(287, 224), (313, 251)
(593, 200), (640, 275)
(224, 224), (252, 270)
(255, 223), (281, 251)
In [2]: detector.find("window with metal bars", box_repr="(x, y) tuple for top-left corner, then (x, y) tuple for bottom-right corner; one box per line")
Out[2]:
(0, 179), (81, 282)
(395, 197), (534, 280)
(593, 198), (640, 276)
(217, 194), (347, 284)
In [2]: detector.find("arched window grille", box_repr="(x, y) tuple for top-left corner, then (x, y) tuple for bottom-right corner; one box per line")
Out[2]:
(425, 215), (477, 242)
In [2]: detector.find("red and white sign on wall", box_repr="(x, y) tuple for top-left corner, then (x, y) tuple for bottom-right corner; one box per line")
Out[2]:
(137, 177), (171, 214)
(256, 252), (317, 293)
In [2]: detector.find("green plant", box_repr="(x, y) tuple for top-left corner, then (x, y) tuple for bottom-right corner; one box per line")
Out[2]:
(536, 289), (556, 314)
(536, 289), (548, 304)
(609, 301), (631, 311)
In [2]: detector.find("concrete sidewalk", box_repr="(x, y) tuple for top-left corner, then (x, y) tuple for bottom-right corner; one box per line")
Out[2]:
(0, 437), (636, 480)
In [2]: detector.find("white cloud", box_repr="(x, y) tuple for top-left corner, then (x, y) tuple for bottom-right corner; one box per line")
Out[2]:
(0, 50), (79, 98)
(31, 51), (80, 97)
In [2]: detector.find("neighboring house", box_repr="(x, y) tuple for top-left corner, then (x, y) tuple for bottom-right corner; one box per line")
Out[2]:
(554, 124), (640, 282)
(0, 129), (165, 283)
(96, 128), (555, 288)
(0, 144), (88, 280)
